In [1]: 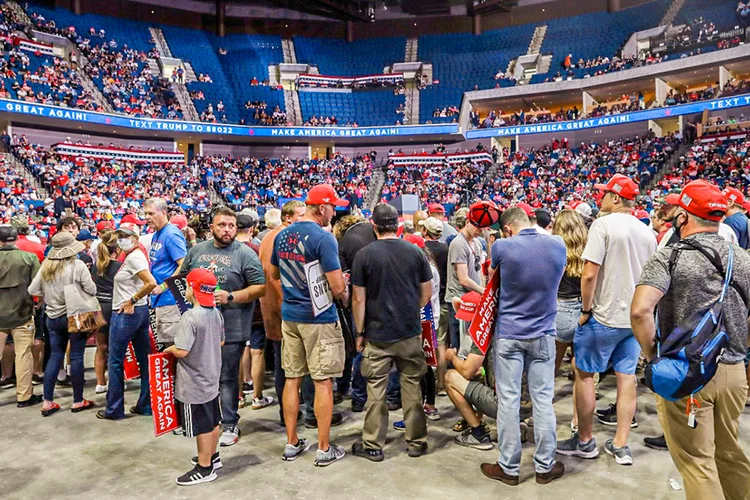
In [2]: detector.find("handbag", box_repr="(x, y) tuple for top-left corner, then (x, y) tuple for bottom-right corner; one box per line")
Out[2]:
(65, 266), (107, 334)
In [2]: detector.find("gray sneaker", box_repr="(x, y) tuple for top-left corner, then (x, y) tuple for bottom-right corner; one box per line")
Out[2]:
(282, 438), (312, 461)
(219, 424), (240, 447)
(556, 432), (599, 459)
(604, 439), (633, 465)
(314, 443), (346, 467)
(454, 428), (493, 450)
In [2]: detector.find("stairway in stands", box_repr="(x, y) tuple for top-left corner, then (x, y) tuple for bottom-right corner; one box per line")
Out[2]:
(659, 0), (687, 27)
(365, 167), (386, 211)
(405, 38), (418, 63)
(4, 152), (49, 199)
(647, 141), (691, 190)
(149, 27), (200, 121)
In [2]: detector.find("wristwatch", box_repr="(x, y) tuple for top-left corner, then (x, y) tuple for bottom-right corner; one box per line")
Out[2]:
(356, 330), (365, 338)
(130, 296), (138, 305)
(227, 292), (234, 303)
(581, 310), (592, 315)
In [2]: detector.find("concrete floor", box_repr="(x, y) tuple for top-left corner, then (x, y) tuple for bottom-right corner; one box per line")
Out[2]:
(1, 352), (749, 500)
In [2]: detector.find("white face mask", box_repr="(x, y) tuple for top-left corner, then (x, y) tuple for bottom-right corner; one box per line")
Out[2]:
(117, 238), (135, 251)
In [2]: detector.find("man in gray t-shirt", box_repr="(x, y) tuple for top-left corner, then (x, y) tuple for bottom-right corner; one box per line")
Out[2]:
(631, 180), (750, 498)
(444, 209), (485, 348)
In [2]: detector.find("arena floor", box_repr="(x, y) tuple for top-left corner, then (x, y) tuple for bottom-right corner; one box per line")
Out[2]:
(2, 351), (748, 500)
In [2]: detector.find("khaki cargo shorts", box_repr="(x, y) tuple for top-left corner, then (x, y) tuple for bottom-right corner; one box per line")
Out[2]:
(281, 320), (345, 380)
(437, 303), (450, 346)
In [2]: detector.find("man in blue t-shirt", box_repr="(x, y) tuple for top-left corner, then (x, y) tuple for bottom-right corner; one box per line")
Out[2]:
(145, 198), (188, 346)
(481, 206), (567, 486)
(271, 184), (349, 467)
(722, 187), (749, 249)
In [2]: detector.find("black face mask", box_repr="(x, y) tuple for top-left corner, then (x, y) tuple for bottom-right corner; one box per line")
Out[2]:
(673, 212), (686, 240)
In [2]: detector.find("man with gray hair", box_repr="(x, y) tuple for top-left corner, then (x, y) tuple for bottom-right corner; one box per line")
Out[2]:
(144, 197), (188, 347)
(259, 209), (282, 241)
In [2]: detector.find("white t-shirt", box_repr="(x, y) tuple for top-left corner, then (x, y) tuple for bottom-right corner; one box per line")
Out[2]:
(113, 250), (149, 309)
(429, 263), (441, 327)
(582, 213), (657, 328)
(657, 224), (738, 250)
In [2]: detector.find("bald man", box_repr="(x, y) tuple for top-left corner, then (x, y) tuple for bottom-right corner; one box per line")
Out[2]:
(413, 210), (428, 231)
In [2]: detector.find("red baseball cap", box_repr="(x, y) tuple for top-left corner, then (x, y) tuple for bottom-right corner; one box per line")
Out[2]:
(96, 220), (114, 232)
(428, 203), (445, 215)
(633, 209), (650, 220)
(456, 291), (481, 322)
(170, 214), (188, 230)
(667, 180), (727, 222)
(514, 202), (534, 217)
(723, 186), (745, 206)
(305, 184), (349, 207)
(121, 213), (146, 226)
(404, 234), (425, 248)
(594, 174), (639, 201)
(186, 268), (217, 307)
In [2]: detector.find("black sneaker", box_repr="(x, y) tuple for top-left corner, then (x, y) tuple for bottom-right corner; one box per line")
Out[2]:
(17, 394), (43, 408)
(333, 392), (344, 405)
(407, 442), (428, 458)
(191, 452), (222, 469)
(305, 412), (343, 429)
(242, 382), (253, 395)
(387, 401), (402, 411)
(176, 465), (217, 486)
(643, 435), (668, 450)
(597, 406), (638, 428)
(32, 374), (44, 386)
(352, 442), (384, 462)
(0, 377), (16, 389)
(595, 403), (616, 418)
(351, 402), (365, 413)
(57, 375), (72, 387)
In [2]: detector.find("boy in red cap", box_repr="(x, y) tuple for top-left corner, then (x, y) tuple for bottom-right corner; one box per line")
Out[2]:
(165, 268), (225, 486)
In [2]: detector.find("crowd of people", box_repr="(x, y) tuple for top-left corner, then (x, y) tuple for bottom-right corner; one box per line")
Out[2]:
(1, 165), (749, 494)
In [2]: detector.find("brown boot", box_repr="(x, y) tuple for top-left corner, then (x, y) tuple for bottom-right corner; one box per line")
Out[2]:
(480, 463), (519, 486)
(536, 462), (565, 485)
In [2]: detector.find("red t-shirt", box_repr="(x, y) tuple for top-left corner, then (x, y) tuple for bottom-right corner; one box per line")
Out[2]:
(16, 235), (45, 262)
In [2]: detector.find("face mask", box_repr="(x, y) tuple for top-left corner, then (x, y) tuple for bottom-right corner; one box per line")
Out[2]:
(117, 238), (135, 251)
(673, 212), (686, 239)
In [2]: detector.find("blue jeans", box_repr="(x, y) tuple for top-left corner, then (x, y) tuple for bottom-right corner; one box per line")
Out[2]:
(44, 316), (87, 403)
(495, 335), (557, 476)
(352, 352), (401, 407)
(105, 306), (152, 419)
(220, 342), (244, 426)
(555, 299), (581, 343)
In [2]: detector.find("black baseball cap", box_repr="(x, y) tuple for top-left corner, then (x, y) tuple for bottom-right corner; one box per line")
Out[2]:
(236, 214), (257, 229)
(535, 209), (552, 229)
(0, 224), (18, 243)
(372, 204), (399, 226)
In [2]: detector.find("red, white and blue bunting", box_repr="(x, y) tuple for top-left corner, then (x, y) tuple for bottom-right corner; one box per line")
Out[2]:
(51, 143), (185, 164)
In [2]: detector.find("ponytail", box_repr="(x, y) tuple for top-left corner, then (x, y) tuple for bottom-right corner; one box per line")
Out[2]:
(96, 231), (118, 276)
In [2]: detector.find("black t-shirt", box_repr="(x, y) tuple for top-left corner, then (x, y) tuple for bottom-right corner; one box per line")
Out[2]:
(557, 272), (581, 300)
(92, 260), (122, 303)
(352, 239), (432, 343)
(338, 222), (376, 273)
(425, 239), (449, 303)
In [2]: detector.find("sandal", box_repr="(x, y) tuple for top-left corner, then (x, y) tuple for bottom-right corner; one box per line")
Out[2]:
(71, 400), (95, 413)
(452, 418), (468, 432)
(41, 402), (61, 417)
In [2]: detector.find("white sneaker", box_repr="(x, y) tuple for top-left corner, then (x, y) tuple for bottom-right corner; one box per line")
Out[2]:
(251, 395), (275, 410)
(95, 384), (108, 394)
(219, 425), (241, 447)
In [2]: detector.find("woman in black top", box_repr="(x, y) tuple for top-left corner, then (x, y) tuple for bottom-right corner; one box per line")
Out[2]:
(92, 231), (121, 394)
(552, 209), (588, 432)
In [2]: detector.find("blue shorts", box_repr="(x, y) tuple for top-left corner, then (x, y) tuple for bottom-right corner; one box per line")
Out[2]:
(573, 316), (640, 375)
(246, 322), (266, 350)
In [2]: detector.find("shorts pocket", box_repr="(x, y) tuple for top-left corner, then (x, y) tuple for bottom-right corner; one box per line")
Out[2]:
(318, 336), (345, 375)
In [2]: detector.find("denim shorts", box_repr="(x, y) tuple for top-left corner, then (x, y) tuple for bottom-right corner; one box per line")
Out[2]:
(573, 316), (640, 375)
(555, 299), (581, 343)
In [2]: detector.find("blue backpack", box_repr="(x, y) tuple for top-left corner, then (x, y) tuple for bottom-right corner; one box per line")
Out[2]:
(644, 240), (745, 402)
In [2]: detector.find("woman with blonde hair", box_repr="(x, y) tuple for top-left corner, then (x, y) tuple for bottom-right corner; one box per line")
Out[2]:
(552, 209), (588, 373)
(28, 232), (97, 416)
(91, 231), (121, 394)
(552, 209), (588, 432)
